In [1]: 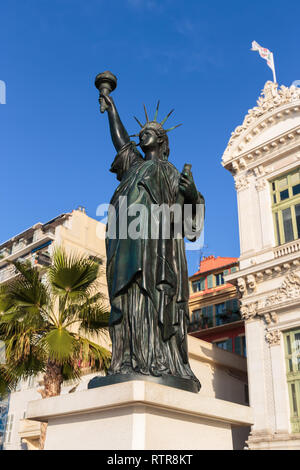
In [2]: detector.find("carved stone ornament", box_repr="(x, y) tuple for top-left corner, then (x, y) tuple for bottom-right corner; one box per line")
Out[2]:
(234, 175), (250, 191)
(240, 302), (258, 321)
(265, 329), (281, 346)
(264, 311), (278, 325)
(255, 178), (267, 191)
(265, 270), (300, 307)
(223, 81), (300, 158)
(237, 277), (246, 295)
(247, 274), (256, 291)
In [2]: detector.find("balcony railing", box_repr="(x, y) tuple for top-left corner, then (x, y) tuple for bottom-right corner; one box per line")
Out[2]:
(273, 239), (300, 259)
(0, 230), (55, 266)
(34, 253), (51, 267)
(188, 311), (241, 333)
(0, 265), (18, 283)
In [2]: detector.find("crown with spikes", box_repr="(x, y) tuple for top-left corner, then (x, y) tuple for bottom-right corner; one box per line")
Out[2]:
(130, 101), (182, 138)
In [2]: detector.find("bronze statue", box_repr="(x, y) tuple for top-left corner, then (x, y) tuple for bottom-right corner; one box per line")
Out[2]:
(93, 71), (204, 393)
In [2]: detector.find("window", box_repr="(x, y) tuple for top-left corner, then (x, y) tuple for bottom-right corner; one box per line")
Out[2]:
(271, 169), (300, 245)
(190, 309), (201, 331)
(201, 306), (213, 329)
(215, 300), (240, 326)
(244, 384), (249, 405)
(226, 299), (241, 321)
(27, 376), (35, 389)
(207, 274), (214, 289)
(234, 335), (246, 357)
(189, 299), (241, 332)
(192, 277), (205, 293)
(189, 307), (213, 332)
(215, 303), (226, 326)
(215, 272), (224, 286)
(5, 414), (14, 444)
(284, 329), (300, 433)
(214, 338), (233, 352)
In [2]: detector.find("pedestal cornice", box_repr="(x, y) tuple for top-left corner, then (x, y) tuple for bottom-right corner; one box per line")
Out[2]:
(27, 380), (253, 427)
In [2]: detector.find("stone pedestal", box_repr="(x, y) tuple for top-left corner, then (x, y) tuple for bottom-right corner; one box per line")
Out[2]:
(26, 380), (253, 450)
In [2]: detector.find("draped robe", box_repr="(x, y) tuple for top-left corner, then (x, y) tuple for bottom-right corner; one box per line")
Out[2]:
(106, 142), (204, 390)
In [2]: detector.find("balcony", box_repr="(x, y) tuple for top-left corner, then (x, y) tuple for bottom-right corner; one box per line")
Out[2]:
(188, 310), (241, 334)
(0, 248), (10, 259)
(0, 231), (55, 268)
(0, 265), (19, 283)
(34, 252), (51, 267)
(273, 239), (300, 259)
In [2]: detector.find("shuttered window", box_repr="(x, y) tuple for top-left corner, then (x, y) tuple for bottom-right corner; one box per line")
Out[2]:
(207, 274), (214, 289)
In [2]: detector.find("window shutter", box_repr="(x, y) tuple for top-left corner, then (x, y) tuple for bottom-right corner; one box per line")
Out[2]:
(234, 337), (241, 355)
(207, 274), (214, 289)
(232, 299), (239, 312)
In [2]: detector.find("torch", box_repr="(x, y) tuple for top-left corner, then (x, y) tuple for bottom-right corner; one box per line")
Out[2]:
(94, 71), (117, 113)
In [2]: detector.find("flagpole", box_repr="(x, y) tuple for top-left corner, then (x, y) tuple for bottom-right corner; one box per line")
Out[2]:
(271, 53), (277, 83)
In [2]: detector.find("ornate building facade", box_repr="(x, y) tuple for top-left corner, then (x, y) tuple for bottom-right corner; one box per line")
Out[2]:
(222, 81), (300, 449)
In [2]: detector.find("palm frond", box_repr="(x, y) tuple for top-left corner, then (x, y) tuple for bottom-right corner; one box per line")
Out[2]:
(1, 261), (49, 314)
(73, 336), (111, 373)
(5, 355), (45, 383)
(39, 328), (76, 363)
(78, 306), (110, 334)
(0, 365), (17, 398)
(62, 290), (109, 331)
(61, 362), (82, 382)
(48, 248), (100, 299)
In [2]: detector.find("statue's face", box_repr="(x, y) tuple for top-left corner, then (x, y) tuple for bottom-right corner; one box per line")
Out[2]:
(140, 128), (159, 152)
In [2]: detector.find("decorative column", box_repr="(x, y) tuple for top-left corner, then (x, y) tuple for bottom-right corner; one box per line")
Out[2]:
(244, 318), (275, 436)
(267, 333), (291, 434)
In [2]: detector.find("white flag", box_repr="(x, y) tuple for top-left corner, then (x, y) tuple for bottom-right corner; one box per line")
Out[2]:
(251, 41), (276, 83)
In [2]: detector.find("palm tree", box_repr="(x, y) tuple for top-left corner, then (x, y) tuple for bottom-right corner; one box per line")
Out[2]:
(0, 247), (111, 449)
(0, 365), (15, 399)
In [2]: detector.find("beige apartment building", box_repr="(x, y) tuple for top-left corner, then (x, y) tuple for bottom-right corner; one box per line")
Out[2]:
(0, 207), (108, 450)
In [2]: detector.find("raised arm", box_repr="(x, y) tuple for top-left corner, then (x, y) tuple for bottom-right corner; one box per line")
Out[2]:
(101, 95), (130, 153)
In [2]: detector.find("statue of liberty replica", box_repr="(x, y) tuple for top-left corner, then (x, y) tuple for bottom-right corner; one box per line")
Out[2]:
(93, 72), (205, 393)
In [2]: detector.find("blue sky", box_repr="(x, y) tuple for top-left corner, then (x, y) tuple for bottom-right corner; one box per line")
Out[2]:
(1, 0), (300, 274)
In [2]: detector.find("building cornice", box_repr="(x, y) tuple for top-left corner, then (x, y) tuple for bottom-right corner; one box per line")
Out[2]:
(189, 284), (237, 308)
(189, 261), (237, 279)
(225, 244), (300, 298)
(238, 270), (300, 330)
(224, 124), (300, 175)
